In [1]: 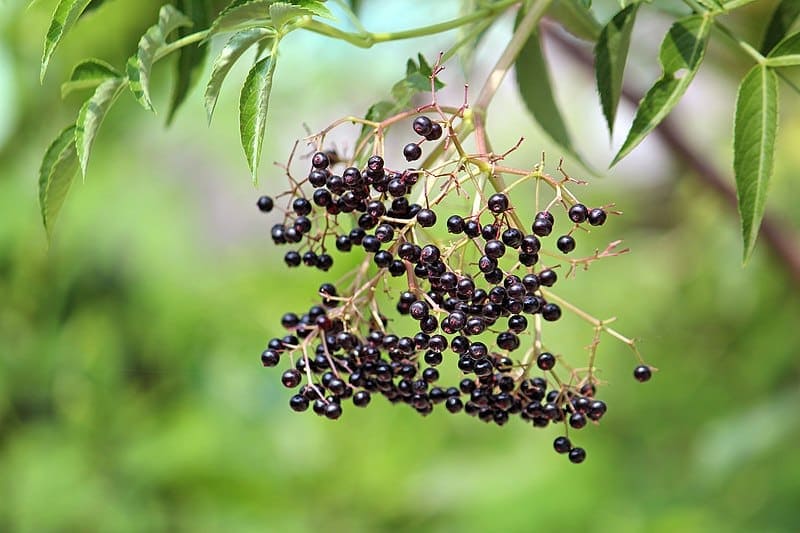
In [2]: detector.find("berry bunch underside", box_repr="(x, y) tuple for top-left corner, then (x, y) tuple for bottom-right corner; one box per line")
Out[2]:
(257, 96), (652, 464)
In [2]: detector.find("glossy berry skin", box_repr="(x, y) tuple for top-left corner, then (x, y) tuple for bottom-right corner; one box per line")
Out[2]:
(311, 151), (329, 169)
(447, 215), (465, 234)
(425, 122), (443, 141)
(292, 198), (312, 216)
(539, 269), (557, 287)
(537, 352), (556, 370)
(353, 390), (371, 407)
(403, 143), (422, 162)
(464, 220), (481, 238)
(588, 208), (607, 226)
(290, 394), (309, 412)
(281, 369), (302, 388)
(487, 193), (509, 214)
(568, 203), (588, 223)
(413, 116), (433, 137)
(532, 218), (552, 237)
(568, 447), (587, 464)
(553, 436), (571, 454)
(417, 209), (437, 227)
(257, 195), (274, 212)
(284, 251), (301, 267)
(260, 349), (280, 367)
(324, 402), (343, 420)
(541, 303), (562, 321)
(557, 235), (576, 254)
(634, 365), (653, 382)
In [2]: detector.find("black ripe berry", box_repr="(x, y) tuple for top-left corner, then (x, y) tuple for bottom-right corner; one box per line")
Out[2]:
(634, 364), (653, 382)
(353, 390), (371, 407)
(257, 195), (274, 212)
(311, 151), (329, 169)
(284, 251), (301, 267)
(553, 436), (571, 454)
(557, 235), (576, 254)
(292, 197), (312, 216)
(403, 143), (422, 162)
(447, 215), (465, 234)
(417, 209), (437, 227)
(532, 218), (552, 237)
(568, 447), (587, 464)
(539, 269), (557, 287)
(324, 402), (343, 420)
(260, 349), (280, 367)
(568, 203), (588, 223)
(425, 122), (443, 141)
(588, 208), (607, 226)
(541, 303), (562, 321)
(281, 369), (302, 388)
(289, 394), (309, 412)
(537, 352), (556, 370)
(487, 193), (509, 214)
(413, 116), (433, 137)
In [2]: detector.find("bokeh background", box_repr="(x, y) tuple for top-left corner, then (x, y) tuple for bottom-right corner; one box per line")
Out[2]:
(2, 0), (800, 531)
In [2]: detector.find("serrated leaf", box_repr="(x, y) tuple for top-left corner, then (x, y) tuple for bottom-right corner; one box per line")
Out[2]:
(765, 31), (800, 67)
(205, 27), (273, 122)
(40, 0), (94, 82)
(734, 65), (778, 263)
(612, 14), (713, 165)
(269, 2), (312, 28)
(166, 0), (212, 125)
(595, 3), (639, 136)
(761, 0), (800, 54)
(239, 54), (277, 182)
(60, 58), (120, 97)
(127, 4), (194, 112)
(516, 30), (584, 165)
(75, 77), (126, 176)
(39, 126), (79, 239)
(208, 0), (272, 37)
(547, 0), (601, 42)
(293, 0), (335, 20)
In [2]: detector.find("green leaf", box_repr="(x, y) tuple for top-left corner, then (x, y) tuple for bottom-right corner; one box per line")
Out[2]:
(60, 58), (120, 97)
(205, 28), (273, 123)
(612, 14), (713, 165)
(39, 126), (80, 239)
(595, 3), (639, 136)
(166, 0), (212, 125)
(547, 0), (602, 42)
(126, 4), (194, 112)
(765, 31), (800, 67)
(75, 77), (126, 176)
(208, 0), (272, 37)
(761, 0), (800, 54)
(356, 100), (394, 150)
(40, 0), (94, 82)
(515, 30), (584, 165)
(733, 64), (778, 263)
(294, 0), (335, 20)
(239, 54), (277, 182)
(269, 2), (313, 28)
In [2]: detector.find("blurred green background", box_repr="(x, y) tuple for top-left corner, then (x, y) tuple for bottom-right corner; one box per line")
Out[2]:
(2, 1), (800, 531)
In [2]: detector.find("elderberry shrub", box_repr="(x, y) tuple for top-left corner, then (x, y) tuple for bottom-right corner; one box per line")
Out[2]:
(256, 106), (651, 463)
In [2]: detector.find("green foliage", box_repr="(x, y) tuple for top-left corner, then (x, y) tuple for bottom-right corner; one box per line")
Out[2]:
(40, 0), (95, 82)
(765, 31), (800, 68)
(60, 58), (121, 97)
(613, 13), (713, 165)
(239, 54), (277, 182)
(761, 0), (800, 54)
(75, 77), (126, 176)
(205, 28), (274, 122)
(208, 0), (273, 37)
(734, 65), (778, 263)
(126, 4), (194, 112)
(515, 30), (582, 164)
(167, 0), (212, 125)
(38, 126), (79, 240)
(594, 2), (638, 136)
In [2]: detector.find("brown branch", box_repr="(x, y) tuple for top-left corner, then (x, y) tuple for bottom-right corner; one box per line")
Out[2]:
(543, 24), (800, 288)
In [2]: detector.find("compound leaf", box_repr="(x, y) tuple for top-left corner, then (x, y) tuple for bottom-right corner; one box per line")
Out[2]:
(60, 58), (120, 97)
(595, 3), (639, 136)
(75, 77), (126, 176)
(239, 54), (277, 183)
(40, 0), (94, 82)
(205, 27), (273, 123)
(612, 14), (713, 165)
(765, 31), (800, 67)
(733, 64), (778, 263)
(39, 126), (79, 239)
(126, 4), (194, 112)
(761, 0), (800, 54)
(166, 0), (212, 124)
(208, 0), (272, 37)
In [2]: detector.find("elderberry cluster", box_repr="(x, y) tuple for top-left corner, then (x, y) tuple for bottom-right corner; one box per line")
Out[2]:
(257, 114), (652, 464)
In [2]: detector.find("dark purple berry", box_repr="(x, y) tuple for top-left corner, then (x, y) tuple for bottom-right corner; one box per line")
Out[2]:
(553, 436), (571, 454)
(588, 208), (607, 226)
(568, 447), (587, 464)
(425, 122), (443, 141)
(568, 203), (588, 223)
(541, 303), (561, 321)
(487, 193), (509, 214)
(634, 365), (652, 382)
(417, 209), (437, 227)
(257, 195), (274, 212)
(412, 116), (433, 136)
(557, 235), (576, 254)
(311, 151), (329, 169)
(403, 143), (422, 162)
